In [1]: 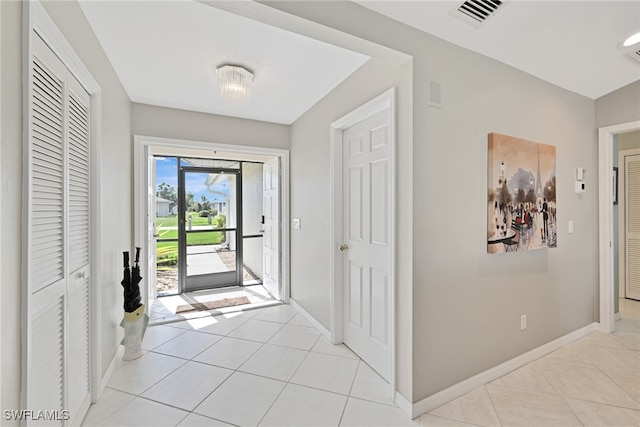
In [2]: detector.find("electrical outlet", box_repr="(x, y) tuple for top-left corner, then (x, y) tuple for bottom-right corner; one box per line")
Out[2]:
(292, 218), (301, 229)
(521, 314), (527, 330)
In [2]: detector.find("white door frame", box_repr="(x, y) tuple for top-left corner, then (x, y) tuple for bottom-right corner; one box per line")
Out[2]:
(619, 147), (640, 301)
(133, 135), (290, 307)
(330, 88), (397, 398)
(598, 120), (640, 333)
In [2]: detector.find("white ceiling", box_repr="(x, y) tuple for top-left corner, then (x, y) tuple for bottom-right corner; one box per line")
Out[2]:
(78, 0), (370, 125)
(356, 0), (640, 100)
(79, 1), (640, 126)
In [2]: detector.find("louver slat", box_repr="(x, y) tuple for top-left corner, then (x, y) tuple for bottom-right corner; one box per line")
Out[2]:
(68, 283), (90, 415)
(31, 296), (64, 426)
(626, 156), (640, 300)
(68, 90), (90, 273)
(627, 159), (640, 233)
(31, 58), (64, 292)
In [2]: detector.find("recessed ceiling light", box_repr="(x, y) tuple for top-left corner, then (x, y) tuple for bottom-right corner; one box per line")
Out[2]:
(623, 31), (640, 47)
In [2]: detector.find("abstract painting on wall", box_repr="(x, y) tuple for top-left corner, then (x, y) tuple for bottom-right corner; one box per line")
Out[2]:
(487, 133), (556, 254)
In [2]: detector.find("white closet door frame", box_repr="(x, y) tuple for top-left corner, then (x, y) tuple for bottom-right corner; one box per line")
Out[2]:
(23, 0), (103, 404)
(618, 148), (640, 300)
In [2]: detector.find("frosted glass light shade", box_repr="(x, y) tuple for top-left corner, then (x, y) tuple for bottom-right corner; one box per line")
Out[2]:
(216, 65), (253, 103)
(623, 31), (640, 47)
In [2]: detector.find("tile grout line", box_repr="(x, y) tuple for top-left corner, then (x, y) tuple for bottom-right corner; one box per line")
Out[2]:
(483, 384), (504, 427)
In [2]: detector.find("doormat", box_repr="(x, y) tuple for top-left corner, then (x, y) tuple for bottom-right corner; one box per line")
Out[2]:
(175, 296), (251, 314)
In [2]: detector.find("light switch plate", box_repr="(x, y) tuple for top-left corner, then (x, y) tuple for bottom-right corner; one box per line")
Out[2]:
(292, 218), (301, 229)
(568, 220), (574, 234)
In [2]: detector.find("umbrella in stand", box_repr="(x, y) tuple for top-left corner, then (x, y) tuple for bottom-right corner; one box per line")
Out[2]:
(120, 247), (147, 360)
(121, 251), (131, 311)
(129, 247), (142, 312)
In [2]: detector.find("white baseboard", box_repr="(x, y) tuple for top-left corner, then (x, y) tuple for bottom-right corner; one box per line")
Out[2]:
(410, 322), (598, 419)
(289, 298), (331, 339)
(92, 345), (124, 403)
(394, 391), (412, 418)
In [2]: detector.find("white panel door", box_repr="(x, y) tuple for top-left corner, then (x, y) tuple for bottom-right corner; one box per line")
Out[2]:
(342, 109), (391, 381)
(625, 154), (640, 300)
(148, 155), (157, 301)
(263, 158), (280, 300)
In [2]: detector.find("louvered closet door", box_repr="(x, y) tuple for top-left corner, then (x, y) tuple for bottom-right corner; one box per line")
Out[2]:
(626, 154), (640, 300)
(26, 33), (91, 426)
(66, 72), (91, 425)
(28, 34), (68, 425)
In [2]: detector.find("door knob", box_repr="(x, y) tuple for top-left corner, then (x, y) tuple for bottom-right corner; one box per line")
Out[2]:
(339, 244), (349, 252)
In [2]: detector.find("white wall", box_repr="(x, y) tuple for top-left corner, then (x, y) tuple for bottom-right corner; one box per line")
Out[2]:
(1, 2), (27, 415)
(1, 1), (132, 414)
(267, 0), (600, 404)
(132, 103), (290, 151)
(595, 80), (640, 128)
(0, 0), (3, 411)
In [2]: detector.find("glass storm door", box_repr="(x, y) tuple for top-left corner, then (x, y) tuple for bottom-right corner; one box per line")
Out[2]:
(179, 167), (242, 291)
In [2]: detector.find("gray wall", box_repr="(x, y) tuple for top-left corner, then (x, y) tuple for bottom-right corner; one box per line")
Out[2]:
(619, 130), (640, 151)
(132, 103), (290, 150)
(269, 1), (599, 403)
(289, 56), (414, 397)
(595, 80), (640, 128)
(1, 0), (132, 415)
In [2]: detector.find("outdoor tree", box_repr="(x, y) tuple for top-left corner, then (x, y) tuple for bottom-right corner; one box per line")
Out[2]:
(200, 194), (211, 211)
(186, 191), (195, 211)
(157, 182), (177, 211)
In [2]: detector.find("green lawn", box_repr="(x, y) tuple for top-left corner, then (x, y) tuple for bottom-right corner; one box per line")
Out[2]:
(156, 231), (225, 267)
(156, 214), (217, 228)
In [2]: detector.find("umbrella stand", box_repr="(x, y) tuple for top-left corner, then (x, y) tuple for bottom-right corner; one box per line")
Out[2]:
(120, 248), (148, 361)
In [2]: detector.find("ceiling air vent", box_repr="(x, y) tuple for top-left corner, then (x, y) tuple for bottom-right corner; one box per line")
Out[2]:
(454, 0), (506, 27)
(626, 50), (640, 64)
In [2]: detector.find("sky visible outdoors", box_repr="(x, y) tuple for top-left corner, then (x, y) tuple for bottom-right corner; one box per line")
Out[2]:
(155, 157), (231, 203)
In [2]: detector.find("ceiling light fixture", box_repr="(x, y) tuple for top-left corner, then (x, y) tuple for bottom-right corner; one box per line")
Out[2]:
(623, 31), (640, 47)
(216, 64), (254, 103)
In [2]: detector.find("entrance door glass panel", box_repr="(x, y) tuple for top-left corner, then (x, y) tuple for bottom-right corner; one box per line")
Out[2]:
(181, 169), (241, 291)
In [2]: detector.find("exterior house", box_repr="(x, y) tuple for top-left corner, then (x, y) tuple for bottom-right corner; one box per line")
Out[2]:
(156, 197), (172, 217)
(1, 0), (638, 425)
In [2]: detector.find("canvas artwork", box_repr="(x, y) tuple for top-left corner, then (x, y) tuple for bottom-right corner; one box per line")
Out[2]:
(487, 133), (556, 254)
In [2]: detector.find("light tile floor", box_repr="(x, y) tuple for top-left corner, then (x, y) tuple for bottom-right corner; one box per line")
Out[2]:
(150, 285), (277, 325)
(83, 300), (640, 427)
(422, 298), (640, 427)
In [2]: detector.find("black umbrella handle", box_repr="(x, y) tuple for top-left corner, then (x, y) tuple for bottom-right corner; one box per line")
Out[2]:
(123, 251), (129, 268)
(134, 247), (141, 265)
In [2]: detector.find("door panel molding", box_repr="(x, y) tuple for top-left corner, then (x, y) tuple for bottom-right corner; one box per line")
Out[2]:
(330, 88), (396, 398)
